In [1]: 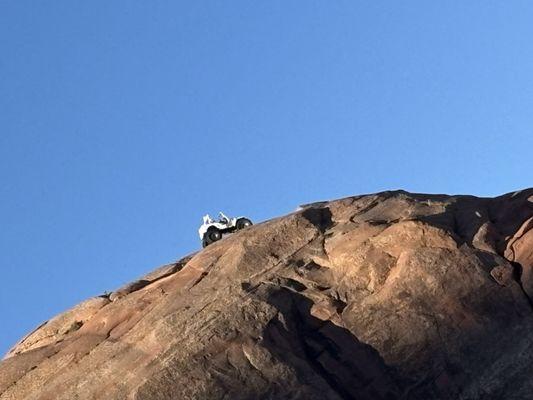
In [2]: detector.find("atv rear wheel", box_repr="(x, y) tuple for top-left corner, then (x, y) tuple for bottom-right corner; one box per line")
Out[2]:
(236, 218), (252, 230)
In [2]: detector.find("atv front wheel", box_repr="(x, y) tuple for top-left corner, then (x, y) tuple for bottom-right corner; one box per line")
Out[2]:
(204, 227), (222, 246)
(236, 218), (253, 230)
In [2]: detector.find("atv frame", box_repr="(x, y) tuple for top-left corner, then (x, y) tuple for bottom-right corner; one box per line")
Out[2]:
(199, 212), (252, 247)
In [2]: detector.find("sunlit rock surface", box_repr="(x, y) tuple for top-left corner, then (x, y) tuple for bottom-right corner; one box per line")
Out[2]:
(2, 189), (533, 400)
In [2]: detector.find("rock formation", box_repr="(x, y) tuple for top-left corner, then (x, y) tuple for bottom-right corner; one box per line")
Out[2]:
(1, 189), (533, 399)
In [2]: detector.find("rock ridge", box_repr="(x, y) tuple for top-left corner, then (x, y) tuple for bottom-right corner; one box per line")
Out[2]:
(1, 188), (533, 399)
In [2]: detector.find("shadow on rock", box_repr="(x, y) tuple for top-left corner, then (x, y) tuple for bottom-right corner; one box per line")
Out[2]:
(301, 207), (334, 233)
(418, 191), (533, 254)
(258, 285), (403, 400)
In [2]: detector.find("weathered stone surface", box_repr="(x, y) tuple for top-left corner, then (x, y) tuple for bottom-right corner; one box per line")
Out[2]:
(1, 189), (533, 400)
(4, 296), (110, 359)
(505, 217), (533, 299)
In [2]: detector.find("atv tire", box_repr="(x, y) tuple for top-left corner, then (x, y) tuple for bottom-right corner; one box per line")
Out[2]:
(203, 227), (222, 247)
(236, 218), (253, 230)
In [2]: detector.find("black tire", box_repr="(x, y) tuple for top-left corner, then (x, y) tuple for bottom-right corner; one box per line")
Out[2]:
(204, 227), (222, 246)
(236, 218), (253, 230)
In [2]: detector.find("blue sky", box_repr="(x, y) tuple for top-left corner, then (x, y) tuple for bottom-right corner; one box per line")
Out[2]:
(1, 1), (532, 355)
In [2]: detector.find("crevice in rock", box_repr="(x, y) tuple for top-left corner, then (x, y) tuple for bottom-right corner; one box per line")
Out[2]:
(348, 193), (396, 223)
(450, 208), (464, 244)
(505, 217), (533, 261)
(110, 280), (151, 301)
(367, 219), (398, 226)
(105, 257), (193, 304)
(6, 320), (49, 358)
(247, 233), (322, 285)
(63, 321), (83, 335)
(189, 271), (209, 290)
(126, 257), (194, 297)
(264, 304), (356, 400)
(240, 281), (255, 293)
(261, 286), (401, 400)
(331, 298), (347, 314)
(510, 261), (533, 311)
(302, 207), (333, 233)
(291, 313), (357, 400)
(296, 260), (323, 272)
(271, 277), (307, 292)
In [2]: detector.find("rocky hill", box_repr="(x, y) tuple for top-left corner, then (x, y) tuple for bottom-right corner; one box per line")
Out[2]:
(1, 189), (533, 400)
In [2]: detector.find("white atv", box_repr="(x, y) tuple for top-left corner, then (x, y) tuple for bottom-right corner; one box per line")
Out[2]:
(199, 212), (253, 247)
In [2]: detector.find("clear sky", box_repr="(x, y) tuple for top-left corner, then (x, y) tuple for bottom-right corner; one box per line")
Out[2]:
(1, 2), (532, 356)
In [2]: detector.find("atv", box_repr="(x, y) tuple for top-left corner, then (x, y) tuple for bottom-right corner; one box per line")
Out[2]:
(199, 212), (253, 247)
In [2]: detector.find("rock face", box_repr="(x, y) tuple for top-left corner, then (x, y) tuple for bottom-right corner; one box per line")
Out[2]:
(2, 189), (533, 400)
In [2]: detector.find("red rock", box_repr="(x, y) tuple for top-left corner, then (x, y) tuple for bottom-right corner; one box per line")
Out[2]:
(1, 189), (533, 400)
